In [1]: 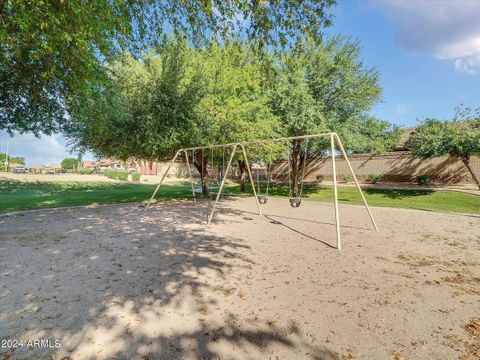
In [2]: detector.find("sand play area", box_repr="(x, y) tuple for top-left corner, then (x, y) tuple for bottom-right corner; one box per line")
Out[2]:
(1, 197), (479, 359)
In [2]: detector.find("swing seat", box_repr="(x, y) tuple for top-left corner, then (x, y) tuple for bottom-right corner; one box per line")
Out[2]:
(258, 195), (268, 204)
(289, 197), (302, 208)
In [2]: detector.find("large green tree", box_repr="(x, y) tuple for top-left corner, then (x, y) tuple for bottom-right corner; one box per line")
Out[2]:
(0, 0), (335, 135)
(192, 42), (279, 193)
(67, 39), (202, 161)
(69, 39), (279, 195)
(269, 36), (397, 196)
(60, 157), (78, 171)
(407, 117), (480, 189)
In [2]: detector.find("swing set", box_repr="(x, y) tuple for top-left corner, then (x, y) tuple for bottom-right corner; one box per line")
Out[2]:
(145, 132), (379, 250)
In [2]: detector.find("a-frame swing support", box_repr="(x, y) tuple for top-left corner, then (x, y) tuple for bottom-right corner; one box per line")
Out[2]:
(144, 132), (379, 250)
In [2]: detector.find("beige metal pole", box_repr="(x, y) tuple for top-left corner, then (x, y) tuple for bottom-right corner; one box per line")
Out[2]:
(182, 149), (197, 205)
(144, 150), (181, 211)
(333, 133), (379, 231)
(330, 134), (341, 250)
(207, 144), (238, 225)
(239, 144), (262, 216)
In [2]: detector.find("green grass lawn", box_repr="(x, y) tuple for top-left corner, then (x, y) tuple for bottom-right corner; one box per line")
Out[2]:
(0, 180), (478, 215)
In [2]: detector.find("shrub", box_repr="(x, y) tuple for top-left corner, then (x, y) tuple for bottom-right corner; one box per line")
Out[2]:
(104, 168), (128, 180)
(368, 173), (382, 184)
(417, 175), (430, 186)
(131, 171), (141, 181)
(315, 174), (324, 184)
(61, 157), (78, 171)
(343, 174), (353, 183)
(78, 167), (94, 174)
(116, 170), (128, 180)
(103, 168), (118, 179)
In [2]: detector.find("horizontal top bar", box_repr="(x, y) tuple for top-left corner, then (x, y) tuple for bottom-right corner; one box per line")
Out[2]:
(177, 132), (336, 152)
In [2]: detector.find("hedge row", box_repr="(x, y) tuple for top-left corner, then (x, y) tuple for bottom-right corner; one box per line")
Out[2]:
(104, 168), (128, 180)
(103, 168), (141, 181)
(78, 167), (94, 174)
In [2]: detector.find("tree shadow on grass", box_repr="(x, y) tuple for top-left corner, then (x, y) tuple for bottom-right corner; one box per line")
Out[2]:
(364, 188), (434, 200)
(0, 201), (340, 359)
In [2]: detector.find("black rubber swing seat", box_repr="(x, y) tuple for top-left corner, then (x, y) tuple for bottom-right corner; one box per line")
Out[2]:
(289, 197), (302, 208)
(258, 195), (268, 204)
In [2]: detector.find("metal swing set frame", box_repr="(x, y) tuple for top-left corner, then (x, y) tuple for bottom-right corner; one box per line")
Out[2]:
(145, 132), (379, 250)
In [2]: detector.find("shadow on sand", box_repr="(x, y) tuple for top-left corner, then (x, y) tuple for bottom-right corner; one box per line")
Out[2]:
(0, 199), (341, 359)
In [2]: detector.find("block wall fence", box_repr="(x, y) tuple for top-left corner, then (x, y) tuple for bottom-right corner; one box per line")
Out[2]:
(144, 151), (480, 185)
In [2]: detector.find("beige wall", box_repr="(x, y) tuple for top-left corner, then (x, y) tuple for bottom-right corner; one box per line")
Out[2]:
(275, 152), (480, 184)
(152, 152), (480, 185)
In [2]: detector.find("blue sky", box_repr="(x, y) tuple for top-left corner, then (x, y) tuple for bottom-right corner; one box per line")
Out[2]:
(329, 0), (480, 126)
(1, 0), (479, 166)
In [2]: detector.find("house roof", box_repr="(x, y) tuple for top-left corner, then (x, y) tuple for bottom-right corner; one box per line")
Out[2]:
(97, 158), (116, 166)
(82, 160), (95, 167)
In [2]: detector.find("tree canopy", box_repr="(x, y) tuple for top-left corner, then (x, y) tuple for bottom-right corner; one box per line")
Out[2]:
(69, 39), (278, 157)
(0, 0), (335, 135)
(270, 37), (385, 141)
(0, 152), (25, 165)
(60, 157), (79, 171)
(268, 36), (398, 195)
(68, 36), (401, 195)
(407, 117), (480, 188)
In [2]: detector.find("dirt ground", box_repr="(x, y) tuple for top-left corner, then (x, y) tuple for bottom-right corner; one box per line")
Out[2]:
(1, 197), (479, 360)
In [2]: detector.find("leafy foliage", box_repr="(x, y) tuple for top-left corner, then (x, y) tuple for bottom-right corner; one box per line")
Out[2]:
(407, 117), (480, 188)
(0, 0), (335, 135)
(417, 175), (430, 186)
(192, 42), (280, 147)
(103, 168), (128, 180)
(407, 118), (480, 158)
(69, 39), (281, 194)
(69, 39), (205, 160)
(80, 40), (281, 156)
(339, 116), (401, 154)
(78, 167), (94, 175)
(343, 174), (353, 183)
(368, 173), (382, 184)
(60, 157), (78, 170)
(270, 37), (383, 140)
(0, 152), (25, 165)
(268, 36), (396, 195)
(131, 172), (141, 182)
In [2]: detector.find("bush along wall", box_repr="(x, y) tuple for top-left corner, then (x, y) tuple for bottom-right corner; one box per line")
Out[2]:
(104, 168), (128, 180)
(78, 167), (94, 174)
(131, 172), (141, 181)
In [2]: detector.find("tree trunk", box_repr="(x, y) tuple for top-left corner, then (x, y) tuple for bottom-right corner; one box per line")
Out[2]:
(148, 160), (153, 175)
(289, 140), (308, 197)
(238, 160), (247, 192)
(193, 153), (209, 196)
(460, 154), (480, 190)
(289, 140), (301, 197)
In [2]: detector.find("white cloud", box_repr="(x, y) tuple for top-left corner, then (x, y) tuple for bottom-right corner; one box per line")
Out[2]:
(0, 132), (90, 166)
(394, 103), (410, 114)
(454, 54), (480, 75)
(371, 0), (480, 74)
